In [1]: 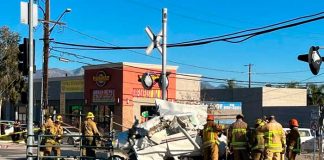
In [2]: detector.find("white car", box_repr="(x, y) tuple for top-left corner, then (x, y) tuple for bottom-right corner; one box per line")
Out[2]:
(283, 128), (314, 143)
(283, 128), (315, 152)
(63, 126), (81, 145)
(0, 120), (14, 135)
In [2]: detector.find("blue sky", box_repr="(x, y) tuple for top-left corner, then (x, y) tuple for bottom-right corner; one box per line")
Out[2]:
(2, 0), (324, 87)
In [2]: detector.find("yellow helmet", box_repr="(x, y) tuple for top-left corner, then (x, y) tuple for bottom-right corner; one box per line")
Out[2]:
(86, 112), (95, 118)
(56, 115), (63, 122)
(255, 118), (265, 126)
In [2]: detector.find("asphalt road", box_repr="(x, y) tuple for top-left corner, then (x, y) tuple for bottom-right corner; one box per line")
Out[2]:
(0, 141), (321, 160)
(0, 141), (110, 160)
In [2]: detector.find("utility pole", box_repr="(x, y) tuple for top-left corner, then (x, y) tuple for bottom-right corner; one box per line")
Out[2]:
(244, 63), (253, 88)
(161, 8), (167, 100)
(27, 0), (35, 159)
(42, 0), (50, 114)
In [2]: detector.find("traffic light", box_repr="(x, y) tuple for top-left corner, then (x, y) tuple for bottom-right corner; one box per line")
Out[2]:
(298, 46), (323, 75)
(18, 38), (36, 76)
(20, 91), (28, 104)
(18, 38), (28, 76)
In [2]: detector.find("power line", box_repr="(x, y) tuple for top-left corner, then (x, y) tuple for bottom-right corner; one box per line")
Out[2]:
(51, 48), (324, 86)
(55, 26), (247, 74)
(52, 12), (324, 48)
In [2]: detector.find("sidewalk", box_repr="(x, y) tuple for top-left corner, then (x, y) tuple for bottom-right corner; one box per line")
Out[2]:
(0, 140), (26, 149)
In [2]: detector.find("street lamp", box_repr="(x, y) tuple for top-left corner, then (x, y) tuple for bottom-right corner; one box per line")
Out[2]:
(49, 8), (72, 33)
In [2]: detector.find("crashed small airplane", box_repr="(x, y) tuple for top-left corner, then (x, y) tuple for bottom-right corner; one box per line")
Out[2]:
(114, 99), (227, 160)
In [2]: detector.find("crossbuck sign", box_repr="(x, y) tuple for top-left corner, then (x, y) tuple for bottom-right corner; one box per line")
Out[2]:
(145, 26), (163, 55)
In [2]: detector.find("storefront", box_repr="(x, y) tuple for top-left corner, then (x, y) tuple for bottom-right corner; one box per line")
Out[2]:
(84, 62), (177, 130)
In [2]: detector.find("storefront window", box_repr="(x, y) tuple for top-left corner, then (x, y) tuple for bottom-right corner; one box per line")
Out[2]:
(140, 105), (158, 123)
(92, 105), (114, 129)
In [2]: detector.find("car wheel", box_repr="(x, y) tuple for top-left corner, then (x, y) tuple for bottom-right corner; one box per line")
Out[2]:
(67, 137), (74, 145)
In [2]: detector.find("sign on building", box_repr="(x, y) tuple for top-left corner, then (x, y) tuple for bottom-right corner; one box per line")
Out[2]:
(205, 101), (242, 124)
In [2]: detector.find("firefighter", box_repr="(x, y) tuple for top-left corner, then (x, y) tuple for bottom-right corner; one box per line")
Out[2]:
(82, 112), (101, 159)
(263, 115), (286, 160)
(249, 118), (265, 160)
(53, 115), (64, 159)
(228, 114), (249, 160)
(43, 114), (56, 157)
(202, 114), (222, 160)
(286, 118), (301, 160)
(40, 113), (54, 155)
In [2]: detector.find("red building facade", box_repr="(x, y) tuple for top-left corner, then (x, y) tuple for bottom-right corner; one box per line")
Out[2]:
(84, 62), (177, 130)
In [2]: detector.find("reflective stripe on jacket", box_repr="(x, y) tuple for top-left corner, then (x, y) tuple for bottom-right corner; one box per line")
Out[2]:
(264, 120), (285, 152)
(203, 126), (219, 145)
(249, 126), (265, 151)
(229, 119), (248, 150)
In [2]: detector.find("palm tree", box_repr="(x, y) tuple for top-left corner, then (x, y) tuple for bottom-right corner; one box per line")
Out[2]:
(307, 83), (324, 105)
(285, 81), (300, 88)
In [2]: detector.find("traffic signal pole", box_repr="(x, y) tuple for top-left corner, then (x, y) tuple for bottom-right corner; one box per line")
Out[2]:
(27, 0), (35, 159)
(162, 8), (167, 100)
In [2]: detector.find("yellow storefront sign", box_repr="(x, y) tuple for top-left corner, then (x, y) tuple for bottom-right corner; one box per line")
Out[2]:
(61, 80), (84, 92)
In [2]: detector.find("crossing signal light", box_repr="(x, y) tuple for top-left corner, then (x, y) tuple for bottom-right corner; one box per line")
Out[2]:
(298, 46), (323, 75)
(139, 72), (171, 90)
(156, 72), (170, 89)
(18, 38), (28, 76)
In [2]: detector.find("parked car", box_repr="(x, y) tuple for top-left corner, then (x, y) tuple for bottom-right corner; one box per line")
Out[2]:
(63, 126), (81, 145)
(0, 120), (14, 135)
(284, 128), (315, 152)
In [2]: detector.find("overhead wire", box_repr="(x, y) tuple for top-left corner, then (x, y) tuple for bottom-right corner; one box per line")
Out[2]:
(52, 12), (324, 48)
(55, 26), (247, 74)
(51, 48), (324, 87)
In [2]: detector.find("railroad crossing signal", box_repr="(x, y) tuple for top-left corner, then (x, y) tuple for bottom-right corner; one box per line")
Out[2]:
(145, 26), (162, 55)
(298, 46), (323, 75)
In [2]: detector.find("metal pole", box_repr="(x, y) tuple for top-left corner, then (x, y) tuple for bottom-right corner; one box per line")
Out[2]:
(313, 130), (316, 160)
(27, 1), (34, 159)
(161, 8), (167, 100)
(244, 64), (252, 88)
(320, 126), (323, 160)
(42, 0), (50, 113)
(319, 105), (323, 160)
(79, 111), (82, 157)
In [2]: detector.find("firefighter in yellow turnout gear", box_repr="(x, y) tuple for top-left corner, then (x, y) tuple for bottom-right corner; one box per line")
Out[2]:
(228, 114), (249, 160)
(41, 113), (54, 156)
(43, 114), (64, 159)
(202, 115), (222, 160)
(263, 115), (286, 160)
(249, 118), (266, 160)
(82, 112), (102, 158)
(53, 115), (64, 159)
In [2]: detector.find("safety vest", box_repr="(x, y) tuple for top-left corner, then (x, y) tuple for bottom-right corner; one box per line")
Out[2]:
(250, 127), (265, 151)
(231, 128), (247, 149)
(203, 126), (219, 145)
(264, 122), (285, 152)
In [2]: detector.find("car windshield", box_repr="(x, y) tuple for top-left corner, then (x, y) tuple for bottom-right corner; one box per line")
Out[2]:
(299, 130), (311, 137)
